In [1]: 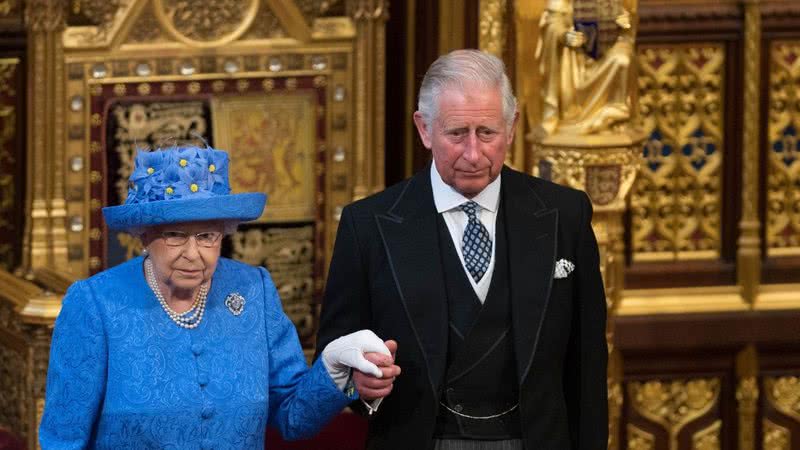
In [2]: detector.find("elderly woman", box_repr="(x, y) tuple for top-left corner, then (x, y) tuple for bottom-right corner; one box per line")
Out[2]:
(39, 146), (396, 449)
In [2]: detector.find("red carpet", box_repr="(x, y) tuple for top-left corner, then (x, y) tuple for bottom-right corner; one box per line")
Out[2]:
(0, 427), (24, 450)
(266, 411), (368, 450)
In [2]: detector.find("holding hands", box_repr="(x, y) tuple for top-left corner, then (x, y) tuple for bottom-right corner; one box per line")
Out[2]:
(321, 330), (401, 406)
(355, 340), (400, 401)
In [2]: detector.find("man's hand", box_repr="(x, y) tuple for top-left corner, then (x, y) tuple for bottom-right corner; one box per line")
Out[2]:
(354, 340), (401, 401)
(321, 330), (391, 391)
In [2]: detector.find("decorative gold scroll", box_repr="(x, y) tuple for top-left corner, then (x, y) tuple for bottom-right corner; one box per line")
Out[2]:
(628, 378), (720, 450)
(766, 40), (800, 256)
(633, 44), (724, 262)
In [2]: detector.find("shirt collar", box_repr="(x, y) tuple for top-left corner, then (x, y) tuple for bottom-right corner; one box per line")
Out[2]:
(430, 162), (501, 214)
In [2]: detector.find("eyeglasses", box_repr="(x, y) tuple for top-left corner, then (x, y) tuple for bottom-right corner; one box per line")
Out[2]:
(160, 230), (223, 248)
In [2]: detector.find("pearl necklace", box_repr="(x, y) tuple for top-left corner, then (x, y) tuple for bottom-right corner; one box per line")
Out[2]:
(144, 257), (208, 329)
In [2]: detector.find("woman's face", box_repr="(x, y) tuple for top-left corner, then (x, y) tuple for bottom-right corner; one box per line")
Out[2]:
(141, 221), (224, 295)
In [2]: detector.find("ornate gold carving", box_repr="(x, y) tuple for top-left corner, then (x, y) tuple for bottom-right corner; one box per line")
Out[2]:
(634, 44), (724, 261)
(113, 83), (126, 96)
(629, 378), (720, 450)
(212, 80), (226, 93)
(231, 226), (316, 339)
(479, 0), (506, 58)
(68, 0), (122, 36)
(532, 141), (640, 212)
(765, 376), (800, 422)
(738, 0), (762, 304)
(125, 2), (166, 44)
(0, 58), (18, 271)
(152, 0), (259, 47)
(0, 0), (18, 17)
(136, 82), (151, 95)
(766, 40), (800, 256)
(295, 0), (345, 22)
(212, 94), (317, 223)
(244, 1), (288, 39)
(627, 424), (655, 450)
(25, 0), (66, 32)
(0, 60), (17, 96)
(736, 345), (759, 450)
(692, 420), (721, 450)
(764, 419), (791, 450)
(263, 0), (313, 41)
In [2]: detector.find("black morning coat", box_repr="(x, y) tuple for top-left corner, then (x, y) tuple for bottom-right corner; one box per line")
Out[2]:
(315, 164), (608, 450)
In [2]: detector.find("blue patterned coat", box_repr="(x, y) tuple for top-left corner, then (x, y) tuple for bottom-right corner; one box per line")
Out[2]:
(40, 256), (353, 449)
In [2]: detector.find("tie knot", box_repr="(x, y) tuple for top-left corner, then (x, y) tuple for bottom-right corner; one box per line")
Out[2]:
(459, 201), (480, 219)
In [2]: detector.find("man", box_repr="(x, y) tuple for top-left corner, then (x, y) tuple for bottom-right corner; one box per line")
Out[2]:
(316, 49), (607, 450)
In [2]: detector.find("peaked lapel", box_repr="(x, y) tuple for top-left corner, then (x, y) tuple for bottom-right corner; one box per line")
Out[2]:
(375, 165), (448, 398)
(502, 167), (559, 384)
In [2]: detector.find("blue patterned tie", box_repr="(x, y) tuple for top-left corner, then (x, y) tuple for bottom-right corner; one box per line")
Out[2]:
(459, 201), (492, 282)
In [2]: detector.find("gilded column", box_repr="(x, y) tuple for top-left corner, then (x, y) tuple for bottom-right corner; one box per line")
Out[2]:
(50, 5), (68, 269)
(479, 0), (506, 58)
(738, 0), (761, 304)
(351, 0), (387, 200)
(736, 345), (759, 450)
(23, 0), (67, 271)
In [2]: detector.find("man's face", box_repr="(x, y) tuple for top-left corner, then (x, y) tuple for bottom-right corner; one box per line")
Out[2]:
(414, 83), (517, 198)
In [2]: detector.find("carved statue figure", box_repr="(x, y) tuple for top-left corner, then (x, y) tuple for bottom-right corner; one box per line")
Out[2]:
(535, 0), (634, 136)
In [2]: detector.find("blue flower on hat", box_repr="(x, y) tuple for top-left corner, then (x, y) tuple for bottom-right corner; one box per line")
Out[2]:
(175, 162), (212, 199)
(128, 150), (166, 204)
(206, 149), (231, 195)
(103, 145), (267, 231)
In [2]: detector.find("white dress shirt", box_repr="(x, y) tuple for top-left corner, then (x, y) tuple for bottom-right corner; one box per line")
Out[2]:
(430, 163), (501, 303)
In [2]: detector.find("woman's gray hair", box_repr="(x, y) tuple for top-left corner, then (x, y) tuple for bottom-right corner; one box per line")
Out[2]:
(417, 49), (517, 130)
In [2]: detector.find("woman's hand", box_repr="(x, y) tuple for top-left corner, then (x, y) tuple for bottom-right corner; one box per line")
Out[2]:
(321, 329), (391, 388)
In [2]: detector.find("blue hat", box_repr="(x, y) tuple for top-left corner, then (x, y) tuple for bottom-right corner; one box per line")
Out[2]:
(102, 146), (266, 230)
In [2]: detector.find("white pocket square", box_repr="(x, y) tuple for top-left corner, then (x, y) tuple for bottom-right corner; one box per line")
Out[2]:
(553, 259), (575, 279)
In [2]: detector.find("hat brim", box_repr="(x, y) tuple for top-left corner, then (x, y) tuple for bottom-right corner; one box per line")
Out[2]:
(102, 192), (267, 231)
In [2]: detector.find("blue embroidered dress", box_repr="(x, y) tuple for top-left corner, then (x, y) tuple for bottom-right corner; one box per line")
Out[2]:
(40, 256), (353, 449)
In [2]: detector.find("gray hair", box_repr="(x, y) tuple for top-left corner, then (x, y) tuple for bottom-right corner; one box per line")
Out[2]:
(417, 49), (517, 130)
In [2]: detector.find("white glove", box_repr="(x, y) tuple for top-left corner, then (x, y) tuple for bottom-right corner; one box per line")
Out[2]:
(321, 329), (390, 390)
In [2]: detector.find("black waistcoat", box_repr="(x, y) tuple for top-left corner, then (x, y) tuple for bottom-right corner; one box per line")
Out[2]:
(433, 201), (521, 440)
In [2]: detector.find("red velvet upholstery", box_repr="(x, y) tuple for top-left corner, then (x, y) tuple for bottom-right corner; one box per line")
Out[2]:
(266, 411), (367, 450)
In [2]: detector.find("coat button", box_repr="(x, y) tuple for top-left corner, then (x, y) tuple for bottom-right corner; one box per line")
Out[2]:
(453, 404), (463, 413)
(198, 372), (209, 387)
(191, 344), (203, 356)
(201, 406), (215, 419)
